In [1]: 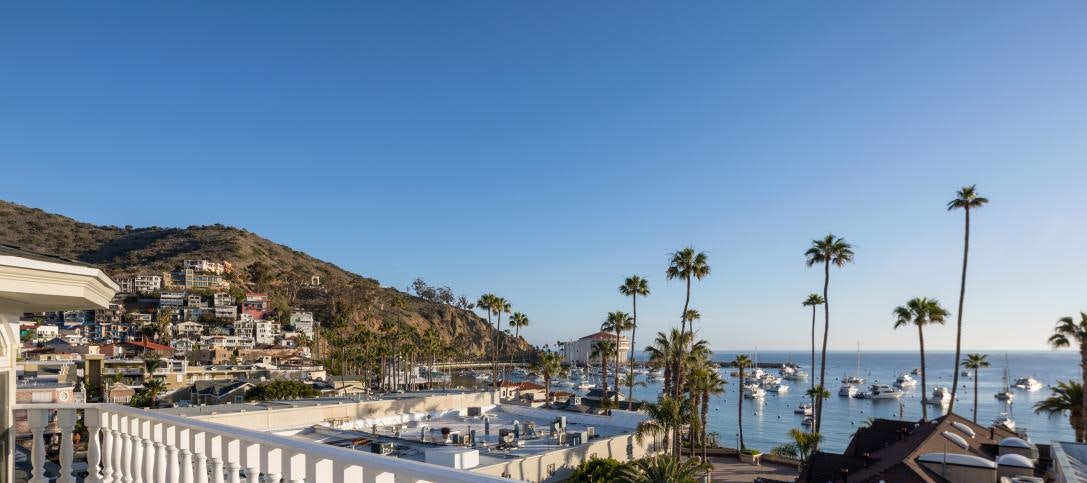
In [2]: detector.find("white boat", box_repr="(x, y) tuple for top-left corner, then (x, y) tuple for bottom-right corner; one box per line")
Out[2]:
(743, 385), (765, 399)
(473, 372), (490, 380)
(552, 379), (574, 388)
(766, 383), (789, 393)
(783, 370), (808, 381)
(759, 374), (781, 386)
(862, 384), (903, 399)
(994, 412), (1016, 431)
(960, 370), (971, 378)
(926, 386), (952, 406)
(893, 374), (917, 388)
(802, 415), (815, 426)
(575, 380), (595, 391)
(838, 383), (857, 398)
(794, 403), (813, 415)
(1013, 377), (1044, 392)
(910, 368), (923, 376)
(842, 342), (866, 385)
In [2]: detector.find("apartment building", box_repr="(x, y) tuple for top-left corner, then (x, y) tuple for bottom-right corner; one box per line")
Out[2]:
(183, 259), (225, 275)
(289, 310), (315, 337)
(168, 269), (228, 289)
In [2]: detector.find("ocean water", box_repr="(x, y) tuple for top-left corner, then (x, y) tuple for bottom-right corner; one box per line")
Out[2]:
(615, 350), (1082, 453)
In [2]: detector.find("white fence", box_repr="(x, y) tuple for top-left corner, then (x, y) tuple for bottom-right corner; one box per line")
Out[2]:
(13, 403), (508, 483)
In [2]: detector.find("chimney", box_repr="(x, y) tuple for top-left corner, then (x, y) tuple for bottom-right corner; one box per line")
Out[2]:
(990, 426), (995, 440)
(840, 467), (849, 482)
(863, 452), (871, 468)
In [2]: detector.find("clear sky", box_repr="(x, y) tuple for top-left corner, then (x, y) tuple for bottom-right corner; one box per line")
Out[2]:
(3, 2), (1085, 351)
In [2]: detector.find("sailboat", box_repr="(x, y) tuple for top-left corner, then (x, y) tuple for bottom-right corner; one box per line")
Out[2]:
(995, 354), (1014, 401)
(842, 342), (865, 385)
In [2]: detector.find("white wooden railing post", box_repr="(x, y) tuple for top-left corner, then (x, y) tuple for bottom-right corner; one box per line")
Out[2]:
(193, 431), (209, 483)
(334, 461), (362, 483)
(120, 415), (134, 483)
(28, 409), (48, 483)
(304, 456), (331, 483)
(130, 419), (145, 483)
(57, 409), (77, 483)
(110, 414), (124, 483)
(100, 411), (114, 483)
(154, 421), (167, 483)
(242, 441), (261, 483)
(141, 419), (155, 483)
(179, 427), (195, 483)
(262, 447), (281, 483)
(225, 438), (241, 483)
(166, 425), (181, 482)
(283, 450), (305, 483)
(209, 434), (225, 483)
(85, 408), (104, 483)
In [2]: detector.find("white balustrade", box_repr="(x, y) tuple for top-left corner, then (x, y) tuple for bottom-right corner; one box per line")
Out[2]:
(12, 403), (505, 483)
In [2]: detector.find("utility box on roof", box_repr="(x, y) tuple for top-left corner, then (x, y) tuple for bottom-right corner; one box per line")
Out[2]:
(425, 447), (480, 469)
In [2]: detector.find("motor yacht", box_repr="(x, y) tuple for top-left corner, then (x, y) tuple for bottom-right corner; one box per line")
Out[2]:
(842, 375), (865, 385)
(926, 386), (952, 406)
(863, 384), (903, 399)
(783, 370), (808, 381)
(802, 415), (816, 427)
(894, 374), (917, 388)
(1013, 377), (1044, 392)
(994, 412), (1016, 431)
(743, 384), (765, 399)
(838, 383), (857, 398)
(575, 380), (595, 391)
(794, 403), (813, 415)
(766, 383), (789, 393)
(995, 389), (1015, 401)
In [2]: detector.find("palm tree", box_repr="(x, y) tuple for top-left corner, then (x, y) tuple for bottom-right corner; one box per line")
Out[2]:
(592, 340), (618, 399)
(602, 311), (634, 405)
(620, 275), (650, 403)
(893, 297), (949, 421)
(142, 379), (166, 407)
(666, 248), (711, 339)
(507, 312), (529, 379)
(1048, 312), (1087, 437)
(804, 385), (830, 433)
(961, 353), (990, 423)
(688, 362), (726, 462)
(683, 310), (701, 333)
(490, 296), (511, 383)
(804, 234), (854, 432)
(1034, 380), (1085, 443)
(733, 354), (752, 450)
(645, 329), (687, 397)
(946, 185), (989, 413)
(770, 429), (823, 469)
(802, 294), (825, 391)
(634, 396), (691, 460)
(533, 351), (568, 405)
(615, 455), (706, 483)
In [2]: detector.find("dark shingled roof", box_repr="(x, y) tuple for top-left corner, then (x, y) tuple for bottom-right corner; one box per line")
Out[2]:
(0, 242), (99, 269)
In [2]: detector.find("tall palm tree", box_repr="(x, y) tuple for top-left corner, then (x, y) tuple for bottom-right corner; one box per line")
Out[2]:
(602, 311), (634, 405)
(961, 353), (990, 423)
(804, 234), (854, 432)
(533, 351), (567, 405)
(507, 312), (529, 379)
(666, 248), (711, 339)
(1034, 380), (1085, 443)
(666, 248), (710, 403)
(946, 185), (989, 413)
(683, 310), (701, 333)
(689, 362), (726, 462)
(592, 340), (618, 399)
(733, 354), (752, 450)
(1048, 312), (1087, 437)
(802, 294), (825, 391)
(476, 293), (496, 380)
(490, 296), (511, 383)
(620, 275), (650, 403)
(634, 396), (690, 459)
(893, 297), (949, 421)
(645, 329), (687, 397)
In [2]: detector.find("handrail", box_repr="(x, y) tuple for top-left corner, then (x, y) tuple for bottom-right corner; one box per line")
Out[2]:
(15, 403), (508, 482)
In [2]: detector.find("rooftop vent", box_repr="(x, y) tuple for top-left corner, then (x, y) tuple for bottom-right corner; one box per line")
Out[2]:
(951, 422), (976, 438)
(941, 431), (969, 450)
(996, 453), (1035, 469)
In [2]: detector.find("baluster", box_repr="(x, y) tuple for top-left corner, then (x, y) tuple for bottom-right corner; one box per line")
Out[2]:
(178, 428), (195, 483)
(100, 415), (114, 483)
(166, 426), (181, 482)
(282, 451), (304, 483)
(28, 409), (48, 483)
(85, 408), (104, 483)
(142, 435), (156, 483)
(57, 409), (77, 483)
(111, 426), (124, 483)
(128, 419), (142, 483)
(120, 416), (134, 483)
(304, 456), (331, 483)
(210, 458), (224, 483)
(155, 442), (168, 483)
(335, 462), (362, 483)
(224, 438), (241, 483)
(225, 462), (242, 483)
(243, 442), (261, 483)
(192, 431), (209, 483)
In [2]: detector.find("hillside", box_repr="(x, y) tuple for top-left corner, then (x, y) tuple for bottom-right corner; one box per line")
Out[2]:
(0, 200), (530, 357)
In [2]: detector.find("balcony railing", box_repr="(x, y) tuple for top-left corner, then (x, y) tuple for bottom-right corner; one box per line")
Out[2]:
(14, 403), (507, 483)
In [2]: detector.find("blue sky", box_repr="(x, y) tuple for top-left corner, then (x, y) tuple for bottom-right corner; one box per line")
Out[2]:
(2, 2), (1085, 350)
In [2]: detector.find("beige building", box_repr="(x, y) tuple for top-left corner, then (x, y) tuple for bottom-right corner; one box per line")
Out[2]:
(561, 331), (630, 366)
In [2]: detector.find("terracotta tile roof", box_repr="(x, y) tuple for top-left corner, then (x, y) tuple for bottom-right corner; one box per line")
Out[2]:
(578, 331), (620, 341)
(124, 339), (171, 351)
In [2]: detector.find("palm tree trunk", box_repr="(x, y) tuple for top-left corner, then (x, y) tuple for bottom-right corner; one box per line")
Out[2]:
(615, 327), (622, 407)
(701, 390), (709, 463)
(950, 208), (970, 414)
(816, 260), (830, 433)
(738, 370), (745, 450)
(811, 305), (816, 393)
(629, 294), (638, 404)
(919, 325), (928, 421)
(1080, 343), (1087, 440)
(978, 369), (986, 422)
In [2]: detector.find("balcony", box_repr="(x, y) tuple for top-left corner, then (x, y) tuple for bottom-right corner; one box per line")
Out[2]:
(14, 403), (506, 483)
